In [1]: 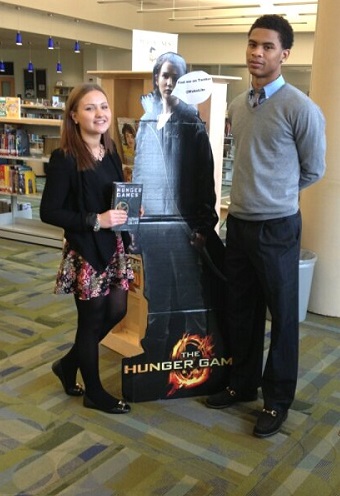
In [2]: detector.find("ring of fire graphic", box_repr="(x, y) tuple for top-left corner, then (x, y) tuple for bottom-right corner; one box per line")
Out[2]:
(167, 333), (215, 397)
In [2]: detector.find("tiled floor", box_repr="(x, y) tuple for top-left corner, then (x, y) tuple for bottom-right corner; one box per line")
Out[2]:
(0, 238), (339, 495)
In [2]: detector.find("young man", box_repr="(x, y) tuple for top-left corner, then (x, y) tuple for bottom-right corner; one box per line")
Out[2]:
(206, 15), (326, 437)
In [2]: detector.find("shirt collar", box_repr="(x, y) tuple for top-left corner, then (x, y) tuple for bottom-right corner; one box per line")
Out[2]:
(250, 75), (285, 100)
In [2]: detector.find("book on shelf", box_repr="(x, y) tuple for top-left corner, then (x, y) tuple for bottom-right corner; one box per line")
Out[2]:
(117, 117), (138, 168)
(0, 97), (6, 117)
(4, 97), (21, 119)
(0, 164), (11, 192)
(0, 163), (36, 194)
(0, 125), (30, 157)
(111, 182), (143, 231)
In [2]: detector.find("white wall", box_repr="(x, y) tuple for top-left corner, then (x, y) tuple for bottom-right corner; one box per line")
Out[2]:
(178, 32), (315, 65)
(1, 30), (314, 100)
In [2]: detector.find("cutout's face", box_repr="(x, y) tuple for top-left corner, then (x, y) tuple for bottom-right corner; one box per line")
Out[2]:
(155, 61), (180, 104)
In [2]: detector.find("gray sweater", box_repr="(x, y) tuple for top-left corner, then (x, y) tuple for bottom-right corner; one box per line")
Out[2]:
(228, 83), (326, 221)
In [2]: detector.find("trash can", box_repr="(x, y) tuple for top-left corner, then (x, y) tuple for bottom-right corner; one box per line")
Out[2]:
(299, 248), (317, 322)
(266, 249), (318, 323)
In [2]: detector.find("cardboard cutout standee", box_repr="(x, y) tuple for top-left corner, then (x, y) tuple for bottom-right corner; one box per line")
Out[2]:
(122, 54), (230, 402)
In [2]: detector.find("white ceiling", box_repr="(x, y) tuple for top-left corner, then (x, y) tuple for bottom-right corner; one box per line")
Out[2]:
(98, 0), (318, 33)
(0, 1), (318, 52)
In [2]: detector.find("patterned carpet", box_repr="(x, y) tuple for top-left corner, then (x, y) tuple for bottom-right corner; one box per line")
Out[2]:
(0, 237), (339, 496)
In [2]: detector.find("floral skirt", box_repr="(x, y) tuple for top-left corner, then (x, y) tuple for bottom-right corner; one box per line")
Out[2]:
(55, 234), (134, 300)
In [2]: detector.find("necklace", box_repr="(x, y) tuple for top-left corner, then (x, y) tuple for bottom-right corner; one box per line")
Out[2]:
(91, 143), (105, 162)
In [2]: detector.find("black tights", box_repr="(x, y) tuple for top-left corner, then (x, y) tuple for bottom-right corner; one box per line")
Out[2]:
(60, 287), (127, 407)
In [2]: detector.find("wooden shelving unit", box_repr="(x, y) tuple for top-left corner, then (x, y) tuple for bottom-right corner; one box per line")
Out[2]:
(0, 116), (64, 247)
(21, 104), (64, 121)
(0, 116), (62, 127)
(53, 86), (73, 102)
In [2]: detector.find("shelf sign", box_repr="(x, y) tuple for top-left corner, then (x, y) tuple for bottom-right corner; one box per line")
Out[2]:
(132, 29), (178, 71)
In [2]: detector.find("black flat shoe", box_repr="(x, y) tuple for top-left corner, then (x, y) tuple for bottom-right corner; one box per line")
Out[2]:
(83, 394), (131, 414)
(253, 408), (288, 438)
(52, 359), (84, 397)
(205, 386), (258, 409)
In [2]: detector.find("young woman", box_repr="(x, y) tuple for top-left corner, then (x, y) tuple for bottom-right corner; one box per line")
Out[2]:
(40, 83), (132, 414)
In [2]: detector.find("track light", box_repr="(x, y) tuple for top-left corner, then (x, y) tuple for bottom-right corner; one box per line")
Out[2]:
(48, 36), (54, 50)
(16, 31), (23, 46)
(74, 40), (80, 53)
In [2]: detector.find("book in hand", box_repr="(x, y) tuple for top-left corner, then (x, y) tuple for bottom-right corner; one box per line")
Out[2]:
(111, 182), (143, 231)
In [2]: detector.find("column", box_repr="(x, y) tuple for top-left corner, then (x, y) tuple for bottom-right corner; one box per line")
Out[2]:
(300, 0), (340, 316)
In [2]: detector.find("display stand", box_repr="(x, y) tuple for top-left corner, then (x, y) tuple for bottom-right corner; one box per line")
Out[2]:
(87, 70), (239, 357)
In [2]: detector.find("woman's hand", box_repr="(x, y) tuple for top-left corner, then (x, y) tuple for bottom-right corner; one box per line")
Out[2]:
(98, 209), (128, 229)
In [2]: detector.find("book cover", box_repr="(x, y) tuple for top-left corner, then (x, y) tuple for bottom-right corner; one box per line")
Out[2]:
(0, 164), (11, 192)
(117, 117), (138, 167)
(0, 97), (6, 117)
(5, 97), (21, 119)
(20, 170), (36, 194)
(111, 182), (142, 231)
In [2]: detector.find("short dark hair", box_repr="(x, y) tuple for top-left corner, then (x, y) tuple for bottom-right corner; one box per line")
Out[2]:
(248, 14), (294, 50)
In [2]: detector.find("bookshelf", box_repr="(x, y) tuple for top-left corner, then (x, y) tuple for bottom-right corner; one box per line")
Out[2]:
(53, 85), (73, 102)
(88, 70), (237, 357)
(21, 104), (64, 121)
(0, 116), (64, 247)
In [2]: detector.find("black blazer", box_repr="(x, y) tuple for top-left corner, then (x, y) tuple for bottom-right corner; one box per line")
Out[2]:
(40, 147), (130, 273)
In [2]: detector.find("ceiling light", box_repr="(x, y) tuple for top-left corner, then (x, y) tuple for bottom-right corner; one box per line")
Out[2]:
(0, 43), (5, 72)
(195, 20), (307, 27)
(170, 14), (266, 22)
(48, 36), (54, 50)
(273, 1), (317, 5)
(137, 4), (261, 13)
(74, 40), (80, 53)
(27, 42), (33, 72)
(15, 31), (22, 46)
